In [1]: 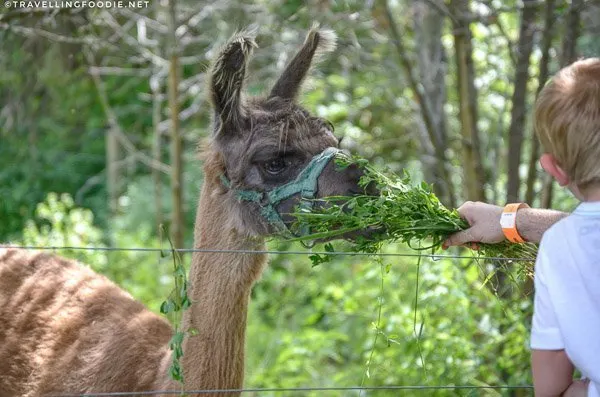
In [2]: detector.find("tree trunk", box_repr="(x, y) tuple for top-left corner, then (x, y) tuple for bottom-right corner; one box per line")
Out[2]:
(491, 3), (539, 389)
(167, 0), (184, 249)
(450, 0), (486, 203)
(490, 99), (510, 204)
(540, 0), (584, 208)
(525, 0), (557, 206)
(506, 0), (538, 203)
(381, 0), (456, 207)
(560, 0), (584, 66)
(152, 79), (164, 232)
(106, 127), (120, 219)
(412, 0), (455, 207)
(105, 126), (120, 248)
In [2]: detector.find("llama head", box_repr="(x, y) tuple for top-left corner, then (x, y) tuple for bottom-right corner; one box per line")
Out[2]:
(205, 25), (371, 237)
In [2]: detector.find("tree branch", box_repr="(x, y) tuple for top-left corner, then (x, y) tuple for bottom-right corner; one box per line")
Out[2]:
(88, 66), (153, 77)
(420, 0), (457, 23)
(506, 0), (538, 202)
(525, 0), (557, 205)
(0, 22), (102, 46)
(167, 0), (184, 249)
(450, 0), (487, 202)
(86, 51), (172, 175)
(381, 0), (456, 206)
(100, 11), (168, 67)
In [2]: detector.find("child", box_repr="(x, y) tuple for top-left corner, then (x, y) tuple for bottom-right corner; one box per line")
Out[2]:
(529, 58), (600, 397)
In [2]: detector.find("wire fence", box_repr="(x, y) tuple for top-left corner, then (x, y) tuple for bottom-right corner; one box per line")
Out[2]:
(3, 244), (535, 395)
(5, 244), (535, 262)
(49, 385), (534, 396)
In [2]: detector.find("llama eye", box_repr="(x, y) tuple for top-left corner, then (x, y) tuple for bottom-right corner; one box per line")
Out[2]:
(264, 158), (287, 175)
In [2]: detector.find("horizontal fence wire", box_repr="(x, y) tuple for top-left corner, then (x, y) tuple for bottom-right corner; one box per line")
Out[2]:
(4, 245), (535, 262)
(5, 246), (534, 396)
(6, 245), (533, 395)
(50, 385), (534, 396)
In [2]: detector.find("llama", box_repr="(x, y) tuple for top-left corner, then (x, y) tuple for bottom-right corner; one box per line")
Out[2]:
(0, 26), (368, 396)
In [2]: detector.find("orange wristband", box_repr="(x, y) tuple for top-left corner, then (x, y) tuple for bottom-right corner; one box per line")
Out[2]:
(500, 203), (529, 243)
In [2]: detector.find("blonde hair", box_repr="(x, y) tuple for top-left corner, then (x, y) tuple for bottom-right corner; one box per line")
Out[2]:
(534, 58), (600, 191)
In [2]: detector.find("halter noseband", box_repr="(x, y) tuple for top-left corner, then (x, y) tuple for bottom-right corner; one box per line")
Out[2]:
(220, 147), (341, 237)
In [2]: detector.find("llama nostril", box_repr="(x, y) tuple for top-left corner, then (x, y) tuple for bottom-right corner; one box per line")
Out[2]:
(343, 163), (379, 196)
(348, 180), (378, 196)
(345, 163), (363, 182)
(365, 180), (379, 196)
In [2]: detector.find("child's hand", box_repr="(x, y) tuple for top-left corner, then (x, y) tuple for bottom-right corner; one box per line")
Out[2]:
(442, 201), (504, 248)
(563, 379), (589, 397)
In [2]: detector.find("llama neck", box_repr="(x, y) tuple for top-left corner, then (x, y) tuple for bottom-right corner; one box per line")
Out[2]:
(179, 181), (267, 394)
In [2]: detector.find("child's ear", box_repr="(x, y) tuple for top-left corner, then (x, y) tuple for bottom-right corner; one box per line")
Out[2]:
(540, 153), (570, 186)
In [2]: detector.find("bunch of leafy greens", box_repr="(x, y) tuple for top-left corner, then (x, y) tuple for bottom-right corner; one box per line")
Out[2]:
(289, 155), (538, 267)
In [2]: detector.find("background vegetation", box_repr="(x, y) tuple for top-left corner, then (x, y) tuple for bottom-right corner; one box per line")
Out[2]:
(1, 0), (598, 395)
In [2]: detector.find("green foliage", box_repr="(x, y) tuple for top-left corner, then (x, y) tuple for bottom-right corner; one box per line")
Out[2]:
(246, 241), (532, 396)
(3, 1), (596, 393)
(291, 156), (538, 266)
(159, 240), (192, 386)
(20, 192), (107, 268)
(19, 192), (534, 393)
(0, 35), (107, 240)
(114, 157), (203, 249)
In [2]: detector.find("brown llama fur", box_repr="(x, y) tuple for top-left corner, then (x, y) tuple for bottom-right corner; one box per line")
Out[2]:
(0, 26), (367, 396)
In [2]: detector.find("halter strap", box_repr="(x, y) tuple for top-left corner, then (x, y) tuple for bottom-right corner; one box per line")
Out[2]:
(220, 147), (341, 237)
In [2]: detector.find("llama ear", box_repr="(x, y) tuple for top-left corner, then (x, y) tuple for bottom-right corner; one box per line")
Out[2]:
(269, 24), (337, 101)
(209, 29), (258, 134)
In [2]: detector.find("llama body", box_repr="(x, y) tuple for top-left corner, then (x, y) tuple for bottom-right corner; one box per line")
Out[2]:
(0, 26), (366, 396)
(0, 248), (173, 396)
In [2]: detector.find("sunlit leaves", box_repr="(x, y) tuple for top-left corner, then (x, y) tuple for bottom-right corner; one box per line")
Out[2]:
(160, 235), (193, 386)
(292, 156), (537, 265)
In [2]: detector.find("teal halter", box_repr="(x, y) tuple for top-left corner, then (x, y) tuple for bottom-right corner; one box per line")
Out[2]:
(220, 147), (341, 237)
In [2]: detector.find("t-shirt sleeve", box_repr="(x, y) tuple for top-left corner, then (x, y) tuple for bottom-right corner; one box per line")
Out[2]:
(530, 246), (565, 350)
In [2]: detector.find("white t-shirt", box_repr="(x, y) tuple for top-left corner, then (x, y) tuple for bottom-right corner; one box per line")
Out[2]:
(531, 201), (600, 397)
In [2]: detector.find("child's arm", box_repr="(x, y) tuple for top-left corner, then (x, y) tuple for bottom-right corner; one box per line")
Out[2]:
(532, 349), (574, 397)
(563, 379), (590, 397)
(442, 202), (568, 247)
